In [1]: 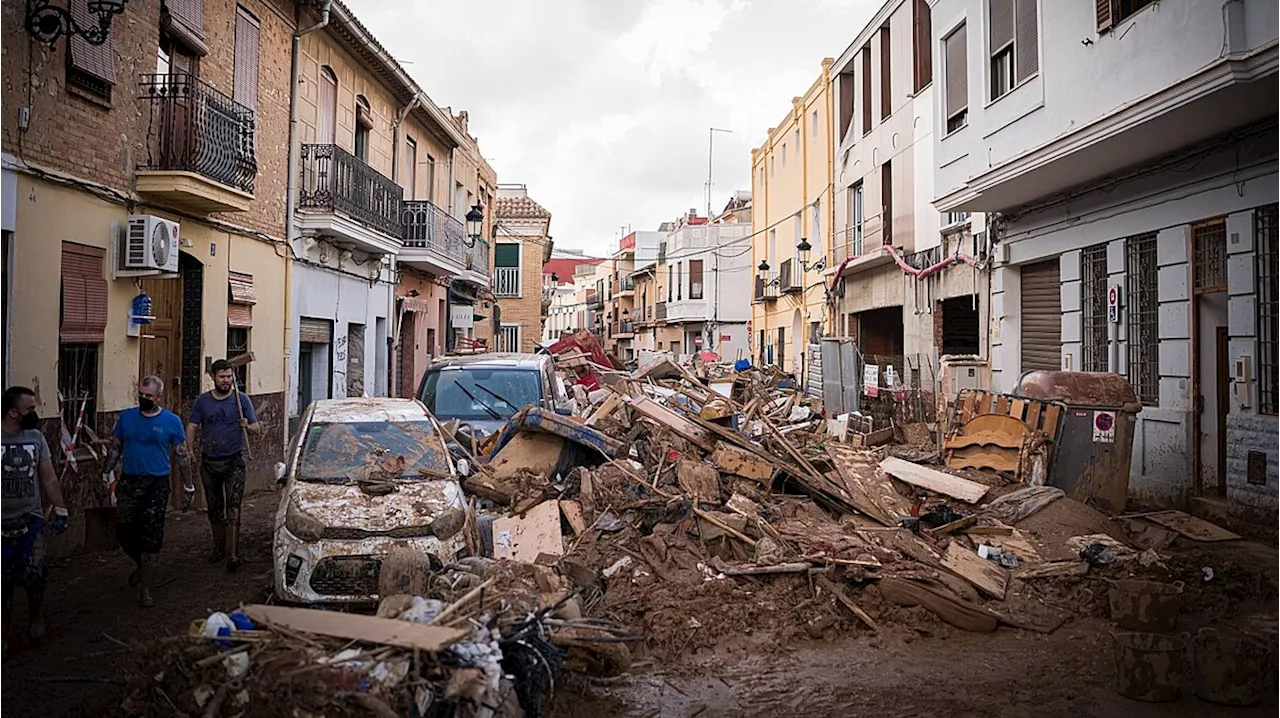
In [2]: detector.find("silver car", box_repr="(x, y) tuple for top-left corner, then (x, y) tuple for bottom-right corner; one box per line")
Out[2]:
(273, 398), (468, 605)
(415, 353), (572, 438)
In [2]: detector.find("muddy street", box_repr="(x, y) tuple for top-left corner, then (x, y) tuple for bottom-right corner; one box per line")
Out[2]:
(1, 493), (278, 718)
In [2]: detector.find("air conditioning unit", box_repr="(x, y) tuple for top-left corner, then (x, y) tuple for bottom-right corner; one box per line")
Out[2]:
(125, 215), (180, 272)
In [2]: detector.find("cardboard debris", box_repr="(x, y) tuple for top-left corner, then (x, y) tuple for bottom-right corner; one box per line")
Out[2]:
(493, 500), (564, 563)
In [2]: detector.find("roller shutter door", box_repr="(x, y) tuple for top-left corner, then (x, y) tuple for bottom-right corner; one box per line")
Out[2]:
(1020, 259), (1061, 373)
(299, 317), (332, 344)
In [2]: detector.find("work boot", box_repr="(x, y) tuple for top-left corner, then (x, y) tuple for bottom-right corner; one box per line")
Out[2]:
(225, 519), (240, 573)
(137, 554), (157, 608)
(208, 524), (227, 563)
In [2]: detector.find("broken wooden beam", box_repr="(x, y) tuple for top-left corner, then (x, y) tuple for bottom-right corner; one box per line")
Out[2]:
(879, 456), (989, 504)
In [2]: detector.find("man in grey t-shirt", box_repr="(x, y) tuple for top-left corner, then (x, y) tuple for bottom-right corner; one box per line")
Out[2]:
(2, 386), (68, 652)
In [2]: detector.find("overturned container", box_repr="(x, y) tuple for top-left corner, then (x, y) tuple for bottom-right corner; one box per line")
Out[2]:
(1112, 631), (1189, 702)
(1014, 371), (1141, 515)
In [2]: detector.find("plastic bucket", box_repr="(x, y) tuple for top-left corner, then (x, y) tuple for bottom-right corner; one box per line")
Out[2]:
(1193, 628), (1270, 706)
(1108, 579), (1183, 633)
(1112, 631), (1188, 702)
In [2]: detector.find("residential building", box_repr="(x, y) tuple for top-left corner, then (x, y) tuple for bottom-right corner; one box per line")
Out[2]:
(1, 0), (293, 548)
(658, 209), (753, 361)
(715, 190), (753, 224)
(751, 61), (836, 375)
(542, 257), (602, 342)
(826, 0), (987, 403)
(631, 262), (659, 359)
(932, 0), (1278, 516)
(604, 231), (661, 362)
(586, 259), (611, 340)
(493, 184), (553, 353)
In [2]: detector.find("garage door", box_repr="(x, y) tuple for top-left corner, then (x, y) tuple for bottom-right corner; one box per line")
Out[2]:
(1020, 259), (1061, 373)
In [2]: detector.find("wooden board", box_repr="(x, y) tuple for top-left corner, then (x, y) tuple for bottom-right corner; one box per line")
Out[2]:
(711, 442), (774, 482)
(559, 500), (586, 535)
(878, 456), (990, 504)
(828, 445), (911, 526)
(626, 396), (714, 450)
(1143, 510), (1241, 542)
(946, 446), (1021, 473)
(243, 604), (467, 651)
(877, 578), (998, 633)
(490, 432), (565, 480)
(585, 392), (624, 426)
(493, 500), (564, 563)
(941, 541), (1009, 600)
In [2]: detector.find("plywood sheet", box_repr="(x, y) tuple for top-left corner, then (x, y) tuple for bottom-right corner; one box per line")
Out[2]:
(493, 500), (564, 563)
(243, 605), (466, 651)
(1143, 510), (1241, 542)
(878, 456), (990, 504)
(941, 541), (1009, 600)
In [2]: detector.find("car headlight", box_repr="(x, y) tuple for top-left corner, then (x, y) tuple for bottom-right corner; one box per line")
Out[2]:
(285, 500), (326, 542)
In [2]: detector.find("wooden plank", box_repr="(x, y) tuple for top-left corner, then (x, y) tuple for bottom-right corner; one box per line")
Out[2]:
(1143, 510), (1241, 542)
(877, 578), (998, 633)
(722, 562), (812, 577)
(878, 456), (990, 504)
(493, 500), (564, 563)
(925, 514), (978, 537)
(995, 395), (1010, 416)
(1041, 404), (1062, 439)
(585, 392), (624, 427)
(1023, 402), (1042, 432)
(816, 575), (879, 632)
(711, 442), (774, 483)
(828, 445), (910, 526)
(1009, 399), (1026, 422)
(945, 446), (1021, 473)
(960, 392), (978, 424)
(243, 605), (467, 651)
(625, 395), (714, 450)
(941, 542), (1008, 600)
(965, 525), (1014, 537)
(559, 500), (586, 535)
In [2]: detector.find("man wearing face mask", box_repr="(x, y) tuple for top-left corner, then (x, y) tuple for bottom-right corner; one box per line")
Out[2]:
(2, 386), (69, 653)
(103, 376), (192, 608)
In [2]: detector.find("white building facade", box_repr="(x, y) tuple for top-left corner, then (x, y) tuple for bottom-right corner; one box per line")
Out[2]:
(660, 214), (753, 361)
(932, 0), (1278, 516)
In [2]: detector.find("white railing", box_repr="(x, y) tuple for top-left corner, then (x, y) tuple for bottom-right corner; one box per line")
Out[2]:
(494, 267), (520, 297)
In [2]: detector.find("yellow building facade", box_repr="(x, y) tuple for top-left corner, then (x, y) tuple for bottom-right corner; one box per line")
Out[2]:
(750, 59), (836, 374)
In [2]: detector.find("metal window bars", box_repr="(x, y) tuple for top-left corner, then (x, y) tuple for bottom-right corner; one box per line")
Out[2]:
(1257, 204), (1279, 414)
(1081, 243), (1109, 372)
(1193, 219), (1228, 293)
(139, 73), (258, 194)
(1125, 232), (1159, 406)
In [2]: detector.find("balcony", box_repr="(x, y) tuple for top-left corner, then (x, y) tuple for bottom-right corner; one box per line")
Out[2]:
(494, 266), (520, 297)
(400, 199), (489, 283)
(655, 302), (668, 322)
(614, 321), (634, 337)
(663, 299), (709, 324)
(136, 73), (256, 213)
(297, 143), (403, 255)
(754, 274), (778, 302)
(587, 293), (604, 310)
(779, 259), (802, 294)
(614, 276), (635, 295)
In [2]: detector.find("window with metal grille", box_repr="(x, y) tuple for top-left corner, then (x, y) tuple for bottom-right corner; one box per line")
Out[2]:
(59, 343), (98, 446)
(1081, 243), (1109, 372)
(1257, 204), (1279, 415)
(227, 328), (250, 387)
(1192, 218), (1227, 293)
(1125, 233), (1159, 406)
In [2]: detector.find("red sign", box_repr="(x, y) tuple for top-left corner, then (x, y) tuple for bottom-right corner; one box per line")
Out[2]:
(619, 233), (636, 250)
(720, 334), (732, 342)
(694, 335), (704, 347)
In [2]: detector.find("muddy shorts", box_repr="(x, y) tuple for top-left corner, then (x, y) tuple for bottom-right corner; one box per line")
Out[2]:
(2, 515), (48, 596)
(201, 454), (246, 526)
(116, 473), (171, 556)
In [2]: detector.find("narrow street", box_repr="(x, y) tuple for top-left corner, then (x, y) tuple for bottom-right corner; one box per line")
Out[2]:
(1, 494), (278, 718)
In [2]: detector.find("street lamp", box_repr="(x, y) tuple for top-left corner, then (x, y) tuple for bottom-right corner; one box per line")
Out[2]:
(464, 204), (484, 247)
(795, 237), (827, 273)
(26, 0), (128, 46)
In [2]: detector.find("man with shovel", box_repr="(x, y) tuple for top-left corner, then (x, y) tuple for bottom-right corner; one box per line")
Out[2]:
(187, 357), (260, 572)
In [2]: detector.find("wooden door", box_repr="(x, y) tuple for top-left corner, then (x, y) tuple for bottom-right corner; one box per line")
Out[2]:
(138, 276), (182, 393)
(1215, 326), (1229, 493)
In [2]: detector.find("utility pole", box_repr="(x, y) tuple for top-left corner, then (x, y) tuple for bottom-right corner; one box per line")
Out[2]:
(706, 127), (732, 219)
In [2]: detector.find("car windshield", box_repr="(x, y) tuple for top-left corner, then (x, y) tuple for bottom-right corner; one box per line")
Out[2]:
(419, 367), (542, 421)
(297, 421), (449, 483)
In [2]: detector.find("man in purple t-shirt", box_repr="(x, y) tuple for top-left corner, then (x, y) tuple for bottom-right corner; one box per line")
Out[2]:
(186, 359), (260, 572)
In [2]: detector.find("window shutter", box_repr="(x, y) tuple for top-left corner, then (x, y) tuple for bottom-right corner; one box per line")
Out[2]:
(1015, 0), (1039, 81)
(60, 243), (108, 343)
(861, 46), (872, 134)
(228, 272), (256, 304)
(989, 0), (1015, 53)
(227, 304), (253, 328)
(233, 8), (260, 110)
(913, 0), (933, 91)
(298, 318), (332, 344)
(944, 25), (968, 119)
(1096, 0), (1114, 32)
(494, 243), (520, 267)
(879, 26), (891, 120)
(318, 69), (337, 145)
(68, 0), (116, 84)
(163, 0), (207, 54)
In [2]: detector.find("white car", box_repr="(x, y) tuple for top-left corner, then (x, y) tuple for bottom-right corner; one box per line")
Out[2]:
(273, 398), (469, 604)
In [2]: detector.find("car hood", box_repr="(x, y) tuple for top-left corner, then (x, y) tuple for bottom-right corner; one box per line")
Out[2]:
(292, 479), (465, 533)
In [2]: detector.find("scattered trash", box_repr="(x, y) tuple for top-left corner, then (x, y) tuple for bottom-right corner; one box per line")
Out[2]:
(1080, 542), (1116, 566)
(1202, 566), (1215, 582)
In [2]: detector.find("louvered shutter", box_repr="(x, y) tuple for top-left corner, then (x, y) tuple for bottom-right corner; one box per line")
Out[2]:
(60, 243), (108, 343)
(68, 0), (116, 84)
(1015, 0), (1039, 81)
(299, 318), (332, 344)
(1096, 0), (1114, 32)
(318, 70), (337, 144)
(879, 26), (891, 120)
(944, 25), (968, 120)
(233, 8), (260, 110)
(913, 0), (933, 91)
(1020, 259), (1062, 373)
(227, 304), (253, 328)
(989, 0), (1015, 53)
(164, 0), (206, 53)
(861, 46), (872, 134)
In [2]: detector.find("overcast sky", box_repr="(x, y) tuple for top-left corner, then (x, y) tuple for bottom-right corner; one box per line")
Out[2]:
(352, 0), (880, 255)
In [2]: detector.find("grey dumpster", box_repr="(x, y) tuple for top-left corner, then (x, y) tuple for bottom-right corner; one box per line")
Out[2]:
(1013, 371), (1142, 515)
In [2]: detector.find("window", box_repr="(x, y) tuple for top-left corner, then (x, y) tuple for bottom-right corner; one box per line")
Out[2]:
(354, 96), (372, 162)
(494, 243), (520, 297)
(793, 213), (802, 252)
(58, 344), (98, 447)
(676, 262), (682, 300)
(1081, 244), (1109, 372)
(989, 0), (1038, 101)
(794, 129), (800, 150)
(227, 272), (253, 388)
(233, 7), (260, 110)
(689, 260), (704, 300)
(881, 160), (893, 245)
(811, 199), (822, 258)
(1125, 233), (1159, 406)
(667, 266), (673, 302)
(1192, 218), (1227, 293)
(811, 110), (819, 137)
(942, 210), (970, 227)
(1098, 0), (1157, 32)
(768, 228), (777, 269)
(770, 154), (776, 178)
(66, 0), (116, 103)
(318, 66), (337, 145)
(425, 154), (436, 202)
(838, 72), (856, 139)
(851, 182), (864, 256)
(1257, 204), (1279, 414)
(913, 0), (933, 91)
(861, 46), (873, 134)
(404, 137), (417, 200)
(782, 143), (787, 168)
(60, 243), (108, 345)
(943, 24), (969, 133)
(880, 25), (892, 120)
(227, 328), (250, 387)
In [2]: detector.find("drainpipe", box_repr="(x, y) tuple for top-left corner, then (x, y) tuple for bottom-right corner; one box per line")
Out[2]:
(285, 0), (332, 432)
(388, 96), (420, 393)
(824, 60), (835, 336)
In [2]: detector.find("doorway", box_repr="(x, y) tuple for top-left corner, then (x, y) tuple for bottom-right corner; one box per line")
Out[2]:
(1193, 218), (1229, 495)
(138, 252), (201, 398)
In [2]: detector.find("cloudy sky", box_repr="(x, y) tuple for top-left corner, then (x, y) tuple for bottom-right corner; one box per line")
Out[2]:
(352, 0), (880, 255)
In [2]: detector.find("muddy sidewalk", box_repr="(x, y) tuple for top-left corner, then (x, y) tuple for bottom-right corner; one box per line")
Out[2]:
(1, 493), (277, 718)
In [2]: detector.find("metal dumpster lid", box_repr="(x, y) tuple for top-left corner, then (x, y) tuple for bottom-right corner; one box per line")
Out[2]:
(1014, 371), (1138, 407)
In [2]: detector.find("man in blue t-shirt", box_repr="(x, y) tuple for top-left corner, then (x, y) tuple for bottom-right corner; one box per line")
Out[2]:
(103, 376), (192, 608)
(186, 359), (260, 572)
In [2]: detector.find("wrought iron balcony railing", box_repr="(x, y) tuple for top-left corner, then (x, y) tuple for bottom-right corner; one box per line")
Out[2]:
(618, 320), (634, 334)
(299, 143), (403, 237)
(138, 73), (257, 194)
(587, 293), (604, 310)
(779, 259), (801, 293)
(401, 199), (489, 273)
(494, 266), (520, 297)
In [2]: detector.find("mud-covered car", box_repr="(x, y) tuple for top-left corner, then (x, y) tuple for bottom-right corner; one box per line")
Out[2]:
(416, 353), (573, 438)
(273, 398), (467, 604)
